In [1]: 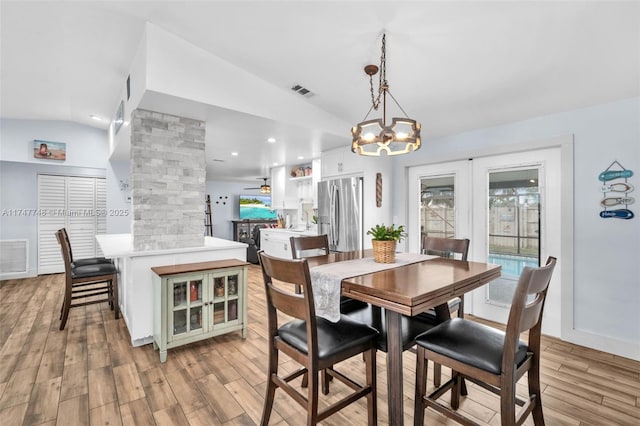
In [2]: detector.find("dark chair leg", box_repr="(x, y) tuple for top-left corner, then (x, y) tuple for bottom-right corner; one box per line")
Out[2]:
(307, 365), (320, 425)
(529, 359), (545, 425)
(414, 346), (427, 426)
(365, 347), (377, 425)
(433, 362), (441, 387)
(500, 378), (516, 426)
(112, 275), (120, 319)
(451, 371), (461, 410)
(260, 348), (278, 426)
(59, 281), (72, 331)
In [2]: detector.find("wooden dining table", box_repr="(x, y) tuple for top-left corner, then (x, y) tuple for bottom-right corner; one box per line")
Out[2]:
(306, 249), (501, 425)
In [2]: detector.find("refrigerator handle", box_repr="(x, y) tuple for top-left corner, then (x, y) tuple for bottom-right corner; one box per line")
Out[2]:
(329, 185), (338, 246)
(332, 184), (340, 247)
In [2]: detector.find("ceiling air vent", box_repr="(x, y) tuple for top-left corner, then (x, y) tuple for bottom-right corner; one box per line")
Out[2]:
(291, 84), (314, 98)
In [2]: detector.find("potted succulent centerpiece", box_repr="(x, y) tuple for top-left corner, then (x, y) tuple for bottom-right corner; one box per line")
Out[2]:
(367, 224), (406, 263)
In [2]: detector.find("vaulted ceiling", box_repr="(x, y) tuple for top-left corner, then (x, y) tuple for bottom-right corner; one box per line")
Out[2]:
(2, 1), (639, 181)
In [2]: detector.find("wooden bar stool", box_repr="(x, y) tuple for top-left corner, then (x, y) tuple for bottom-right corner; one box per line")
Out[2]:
(56, 229), (119, 330)
(413, 257), (557, 426)
(258, 251), (378, 425)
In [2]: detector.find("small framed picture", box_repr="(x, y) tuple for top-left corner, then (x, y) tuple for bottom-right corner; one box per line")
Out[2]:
(33, 140), (66, 160)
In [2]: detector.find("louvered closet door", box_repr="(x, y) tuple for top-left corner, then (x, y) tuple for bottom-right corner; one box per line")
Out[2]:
(37, 174), (107, 274)
(37, 175), (67, 274)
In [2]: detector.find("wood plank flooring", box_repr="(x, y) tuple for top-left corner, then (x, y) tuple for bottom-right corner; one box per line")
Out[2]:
(1, 266), (638, 425)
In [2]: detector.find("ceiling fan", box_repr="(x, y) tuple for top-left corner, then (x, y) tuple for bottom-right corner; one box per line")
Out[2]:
(244, 177), (271, 194)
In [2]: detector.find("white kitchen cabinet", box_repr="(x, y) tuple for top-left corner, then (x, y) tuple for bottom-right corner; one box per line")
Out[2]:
(151, 259), (248, 362)
(260, 228), (319, 259)
(321, 148), (363, 178)
(260, 228), (292, 259)
(270, 165), (297, 209)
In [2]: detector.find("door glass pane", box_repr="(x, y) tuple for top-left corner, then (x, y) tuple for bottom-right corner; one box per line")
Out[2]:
(173, 310), (187, 335)
(213, 302), (225, 325)
(189, 279), (202, 303)
(420, 176), (455, 250)
(228, 300), (238, 321)
(173, 281), (187, 307)
(487, 169), (540, 305)
(190, 306), (202, 331)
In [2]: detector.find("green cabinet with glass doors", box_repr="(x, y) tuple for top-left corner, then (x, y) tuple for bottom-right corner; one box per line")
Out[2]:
(151, 259), (248, 362)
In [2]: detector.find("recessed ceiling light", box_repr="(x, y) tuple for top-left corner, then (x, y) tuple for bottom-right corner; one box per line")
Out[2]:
(89, 115), (103, 121)
(231, 152), (238, 156)
(273, 162), (279, 166)
(267, 137), (276, 143)
(298, 156), (304, 160)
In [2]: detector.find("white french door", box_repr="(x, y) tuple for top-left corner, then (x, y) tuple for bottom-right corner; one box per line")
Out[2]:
(37, 174), (106, 274)
(407, 160), (471, 253)
(470, 148), (561, 325)
(408, 148), (562, 327)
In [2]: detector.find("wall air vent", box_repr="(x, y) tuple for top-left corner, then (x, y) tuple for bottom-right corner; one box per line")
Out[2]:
(212, 159), (225, 162)
(291, 84), (314, 98)
(0, 239), (28, 278)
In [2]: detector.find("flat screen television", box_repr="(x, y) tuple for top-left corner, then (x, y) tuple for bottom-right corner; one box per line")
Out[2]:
(239, 195), (277, 220)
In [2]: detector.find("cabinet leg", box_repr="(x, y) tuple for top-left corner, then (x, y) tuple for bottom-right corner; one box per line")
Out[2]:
(153, 341), (158, 350)
(242, 327), (247, 339)
(160, 350), (167, 363)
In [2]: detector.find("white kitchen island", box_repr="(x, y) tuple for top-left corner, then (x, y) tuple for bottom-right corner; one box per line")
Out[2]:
(96, 234), (247, 346)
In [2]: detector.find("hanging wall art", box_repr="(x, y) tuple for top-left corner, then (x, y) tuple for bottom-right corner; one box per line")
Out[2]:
(599, 160), (634, 219)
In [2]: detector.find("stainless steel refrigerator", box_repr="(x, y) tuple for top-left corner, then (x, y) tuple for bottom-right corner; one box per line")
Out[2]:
(317, 177), (363, 252)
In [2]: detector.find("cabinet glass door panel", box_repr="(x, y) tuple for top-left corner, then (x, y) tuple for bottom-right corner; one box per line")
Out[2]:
(173, 281), (187, 308)
(213, 276), (225, 299)
(189, 279), (203, 304)
(171, 277), (204, 337)
(227, 274), (238, 297)
(228, 300), (238, 321)
(213, 302), (225, 325)
(190, 305), (203, 331)
(173, 310), (187, 335)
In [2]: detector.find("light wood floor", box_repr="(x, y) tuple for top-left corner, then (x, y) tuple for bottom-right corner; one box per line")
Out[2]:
(1, 266), (638, 425)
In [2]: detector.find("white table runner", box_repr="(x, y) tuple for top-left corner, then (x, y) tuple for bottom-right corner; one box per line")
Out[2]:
(310, 253), (437, 322)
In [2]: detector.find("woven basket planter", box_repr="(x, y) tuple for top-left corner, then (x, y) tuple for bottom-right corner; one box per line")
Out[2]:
(372, 240), (396, 263)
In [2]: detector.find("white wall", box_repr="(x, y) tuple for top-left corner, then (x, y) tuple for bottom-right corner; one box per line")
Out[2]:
(392, 97), (640, 360)
(105, 160), (132, 234)
(0, 119), (110, 277)
(0, 119), (108, 167)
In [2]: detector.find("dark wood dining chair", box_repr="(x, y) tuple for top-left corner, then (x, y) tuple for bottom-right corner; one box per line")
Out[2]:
(60, 227), (112, 267)
(417, 236), (470, 386)
(56, 229), (119, 330)
(413, 256), (557, 426)
(290, 234), (330, 294)
(258, 251), (378, 425)
(420, 236), (470, 319)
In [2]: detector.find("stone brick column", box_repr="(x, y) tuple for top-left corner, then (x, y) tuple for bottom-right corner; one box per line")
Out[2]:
(130, 109), (206, 251)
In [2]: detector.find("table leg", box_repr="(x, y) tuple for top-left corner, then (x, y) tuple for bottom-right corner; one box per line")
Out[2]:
(385, 309), (404, 426)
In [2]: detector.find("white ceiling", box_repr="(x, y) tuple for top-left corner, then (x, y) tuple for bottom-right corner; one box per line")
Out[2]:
(2, 1), (639, 182)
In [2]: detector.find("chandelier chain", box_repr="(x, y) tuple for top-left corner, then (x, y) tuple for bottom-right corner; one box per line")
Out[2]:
(369, 34), (386, 111)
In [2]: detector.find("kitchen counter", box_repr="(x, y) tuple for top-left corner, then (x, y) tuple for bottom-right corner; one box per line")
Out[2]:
(96, 234), (247, 346)
(259, 227), (319, 259)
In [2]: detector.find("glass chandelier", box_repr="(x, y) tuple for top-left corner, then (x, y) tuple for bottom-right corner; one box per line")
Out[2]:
(351, 34), (421, 156)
